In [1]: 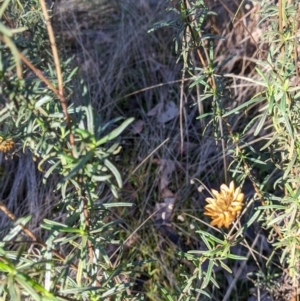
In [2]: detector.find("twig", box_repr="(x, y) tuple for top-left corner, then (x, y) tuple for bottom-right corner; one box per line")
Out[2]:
(38, 0), (74, 148)
(0, 201), (78, 271)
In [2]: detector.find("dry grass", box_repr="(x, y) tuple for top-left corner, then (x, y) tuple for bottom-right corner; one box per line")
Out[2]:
(0, 151), (57, 237)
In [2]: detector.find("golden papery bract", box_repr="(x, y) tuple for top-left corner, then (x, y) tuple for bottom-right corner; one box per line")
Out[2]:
(204, 181), (244, 229)
(0, 137), (14, 153)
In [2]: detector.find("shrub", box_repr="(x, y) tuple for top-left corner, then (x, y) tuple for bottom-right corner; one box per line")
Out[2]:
(0, 1), (143, 300)
(150, 0), (300, 300)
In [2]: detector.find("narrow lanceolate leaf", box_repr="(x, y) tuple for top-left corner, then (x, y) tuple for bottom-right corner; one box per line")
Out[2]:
(197, 112), (213, 119)
(189, 74), (208, 88)
(157, 283), (176, 301)
(96, 117), (134, 146)
(226, 254), (248, 260)
(223, 96), (265, 118)
(63, 150), (94, 182)
(196, 230), (224, 244)
(14, 271), (60, 301)
(85, 103), (95, 134)
(254, 110), (268, 136)
(202, 260), (213, 289)
(101, 282), (134, 298)
(104, 158), (122, 188)
(3, 216), (32, 242)
(219, 260), (232, 273)
(1, 35), (22, 78)
(77, 236), (88, 285)
(102, 202), (134, 208)
(35, 95), (52, 108)
(260, 133), (282, 151)
(8, 275), (19, 301)
(244, 209), (261, 228)
(283, 114), (293, 139)
(0, 260), (14, 273)
(283, 154), (297, 179)
(91, 174), (112, 182)
(0, 0), (11, 17)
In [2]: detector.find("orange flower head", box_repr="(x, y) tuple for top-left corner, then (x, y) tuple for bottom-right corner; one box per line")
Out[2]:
(204, 181), (244, 229)
(0, 137), (15, 153)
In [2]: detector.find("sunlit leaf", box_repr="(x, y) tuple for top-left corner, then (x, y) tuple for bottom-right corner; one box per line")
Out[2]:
(62, 150), (94, 181)
(96, 117), (134, 146)
(104, 158), (122, 188)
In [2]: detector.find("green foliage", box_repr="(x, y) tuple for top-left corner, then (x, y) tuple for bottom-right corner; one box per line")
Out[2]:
(1, 0), (300, 300)
(150, 0), (300, 300)
(0, 1), (144, 300)
(238, 0), (300, 283)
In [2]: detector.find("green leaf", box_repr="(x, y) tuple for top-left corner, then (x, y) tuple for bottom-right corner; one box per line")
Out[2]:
(85, 103), (95, 134)
(223, 96), (265, 118)
(44, 160), (61, 181)
(189, 74), (208, 88)
(255, 67), (268, 83)
(279, 92), (286, 113)
(41, 219), (68, 230)
(208, 274), (220, 288)
(268, 93), (275, 114)
(14, 271), (60, 301)
(0, 21), (13, 37)
(282, 114), (293, 139)
(0, 107), (12, 123)
(97, 245), (112, 268)
(38, 152), (58, 172)
(148, 19), (179, 33)
(108, 183), (119, 198)
(96, 117), (134, 146)
(157, 283), (176, 301)
(1, 34), (22, 78)
(101, 282), (134, 298)
(224, 74), (267, 87)
(267, 214), (286, 227)
(104, 158), (122, 188)
(237, 209), (261, 237)
(283, 154), (297, 179)
(0, 0), (11, 17)
(227, 254), (248, 260)
(91, 174), (112, 182)
(202, 260), (213, 289)
(34, 96), (52, 108)
(76, 238), (87, 285)
(75, 128), (93, 140)
(7, 275), (20, 301)
(0, 260), (14, 273)
(102, 202), (134, 208)
(3, 216), (32, 242)
(214, 54), (236, 71)
(219, 260), (232, 273)
(193, 288), (211, 298)
(254, 109), (268, 136)
(196, 230), (224, 244)
(15, 276), (40, 301)
(260, 133), (283, 151)
(246, 156), (267, 165)
(62, 150), (94, 181)
(67, 66), (78, 81)
(197, 112), (213, 119)
(257, 205), (287, 210)
(199, 233), (211, 250)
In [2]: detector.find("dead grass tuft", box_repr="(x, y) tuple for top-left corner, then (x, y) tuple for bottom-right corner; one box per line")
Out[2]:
(0, 152), (57, 237)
